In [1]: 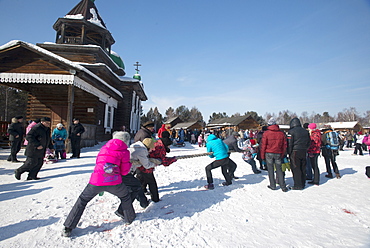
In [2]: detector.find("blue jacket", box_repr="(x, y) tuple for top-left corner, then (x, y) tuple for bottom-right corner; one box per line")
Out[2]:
(206, 134), (229, 160)
(52, 127), (68, 141)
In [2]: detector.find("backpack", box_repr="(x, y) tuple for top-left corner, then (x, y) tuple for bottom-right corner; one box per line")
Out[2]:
(325, 131), (339, 150)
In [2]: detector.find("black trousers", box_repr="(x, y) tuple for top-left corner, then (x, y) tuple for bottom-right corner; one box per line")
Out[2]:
(135, 170), (160, 202)
(70, 137), (81, 158)
(8, 139), (22, 161)
(122, 173), (149, 208)
(322, 147), (339, 175)
(290, 150), (307, 188)
(205, 157), (232, 185)
(64, 183), (135, 229)
(16, 156), (44, 179)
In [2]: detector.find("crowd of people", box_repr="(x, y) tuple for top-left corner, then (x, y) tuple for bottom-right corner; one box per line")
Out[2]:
(5, 115), (370, 237)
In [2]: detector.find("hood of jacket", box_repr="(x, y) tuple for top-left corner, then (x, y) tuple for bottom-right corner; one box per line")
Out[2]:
(290, 118), (302, 129)
(207, 134), (218, 142)
(105, 139), (128, 151)
(267, 124), (280, 131)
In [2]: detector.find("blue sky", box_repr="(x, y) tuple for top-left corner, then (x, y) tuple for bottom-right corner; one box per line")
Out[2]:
(0, 0), (369, 121)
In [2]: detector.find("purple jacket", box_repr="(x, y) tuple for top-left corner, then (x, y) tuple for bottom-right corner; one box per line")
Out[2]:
(89, 139), (131, 186)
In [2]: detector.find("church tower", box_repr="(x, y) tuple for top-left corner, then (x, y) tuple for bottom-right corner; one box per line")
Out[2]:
(53, 0), (115, 54)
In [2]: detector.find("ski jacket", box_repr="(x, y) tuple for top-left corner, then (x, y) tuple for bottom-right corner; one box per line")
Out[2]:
(356, 134), (364, 144)
(134, 127), (154, 142)
(129, 141), (157, 174)
(25, 123), (53, 158)
(7, 118), (24, 141)
(287, 118), (310, 154)
(68, 123), (85, 139)
(260, 124), (287, 160)
(223, 135), (243, 152)
(206, 134), (229, 160)
(307, 129), (322, 154)
(157, 124), (168, 138)
(89, 139), (131, 186)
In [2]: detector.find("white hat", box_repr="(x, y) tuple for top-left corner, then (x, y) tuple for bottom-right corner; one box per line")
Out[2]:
(56, 123), (63, 128)
(112, 131), (131, 145)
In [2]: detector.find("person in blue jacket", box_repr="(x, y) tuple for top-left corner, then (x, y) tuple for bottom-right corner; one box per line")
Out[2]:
(204, 134), (232, 189)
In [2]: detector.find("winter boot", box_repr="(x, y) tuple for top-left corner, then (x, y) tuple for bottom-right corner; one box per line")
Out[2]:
(204, 183), (214, 190)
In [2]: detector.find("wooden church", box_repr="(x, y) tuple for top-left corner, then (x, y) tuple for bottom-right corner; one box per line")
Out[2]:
(0, 0), (147, 146)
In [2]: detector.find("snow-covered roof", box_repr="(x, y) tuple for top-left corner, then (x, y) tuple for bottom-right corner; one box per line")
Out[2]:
(326, 121), (360, 129)
(0, 40), (122, 98)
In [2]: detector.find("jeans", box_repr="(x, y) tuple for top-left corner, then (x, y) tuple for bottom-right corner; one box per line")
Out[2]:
(306, 153), (312, 180)
(322, 147), (339, 175)
(309, 153), (320, 184)
(265, 153), (287, 190)
(245, 159), (259, 173)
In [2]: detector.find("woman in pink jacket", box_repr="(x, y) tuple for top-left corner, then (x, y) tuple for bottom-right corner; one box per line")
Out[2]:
(62, 132), (135, 237)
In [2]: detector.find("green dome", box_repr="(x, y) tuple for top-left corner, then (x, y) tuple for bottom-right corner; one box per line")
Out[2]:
(133, 73), (141, 81)
(109, 51), (125, 69)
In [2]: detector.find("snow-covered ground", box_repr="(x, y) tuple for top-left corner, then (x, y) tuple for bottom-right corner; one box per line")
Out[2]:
(0, 142), (369, 248)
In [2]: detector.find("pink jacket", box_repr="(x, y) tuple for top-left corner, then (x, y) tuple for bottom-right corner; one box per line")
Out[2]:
(89, 139), (131, 186)
(24, 121), (37, 145)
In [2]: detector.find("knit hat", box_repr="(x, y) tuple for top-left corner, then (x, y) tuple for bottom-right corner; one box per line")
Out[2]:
(112, 131), (131, 145)
(142, 121), (154, 127)
(56, 123), (63, 128)
(142, 138), (155, 149)
(358, 131), (363, 135)
(308, 123), (317, 130)
(267, 117), (276, 126)
(249, 139), (256, 145)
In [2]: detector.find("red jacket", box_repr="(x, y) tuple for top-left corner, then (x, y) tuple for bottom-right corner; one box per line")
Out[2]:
(260, 125), (287, 160)
(307, 129), (321, 154)
(149, 139), (177, 166)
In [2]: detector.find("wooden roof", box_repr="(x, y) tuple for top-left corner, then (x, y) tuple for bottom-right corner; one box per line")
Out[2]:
(66, 0), (107, 28)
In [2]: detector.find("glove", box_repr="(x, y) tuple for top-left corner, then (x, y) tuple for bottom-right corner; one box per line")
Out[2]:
(252, 153), (257, 159)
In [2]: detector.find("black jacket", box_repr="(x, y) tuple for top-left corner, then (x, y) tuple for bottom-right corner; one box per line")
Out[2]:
(223, 135), (242, 152)
(287, 118), (310, 154)
(25, 123), (53, 158)
(68, 123), (85, 139)
(7, 118), (24, 141)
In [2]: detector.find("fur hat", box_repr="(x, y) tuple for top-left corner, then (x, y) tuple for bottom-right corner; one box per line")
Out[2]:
(308, 123), (317, 130)
(112, 131), (131, 145)
(142, 138), (155, 149)
(142, 121), (154, 128)
(41, 117), (51, 122)
(267, 117), (276, 126)
(56, 123), (63, 128)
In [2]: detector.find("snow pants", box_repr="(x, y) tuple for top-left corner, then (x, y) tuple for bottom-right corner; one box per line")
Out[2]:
(290, 150), (307, 189)
(122, 173), (149, 208)
(205, 157), (232, 185)
(135, 170), (160, 202)
(63, 183), (136, 229)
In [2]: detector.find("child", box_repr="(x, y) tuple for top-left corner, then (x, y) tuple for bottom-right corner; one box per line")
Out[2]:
(44, 148), (57, 164)
(198, 133), (204, 147)
(242, 139), (261, 174)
